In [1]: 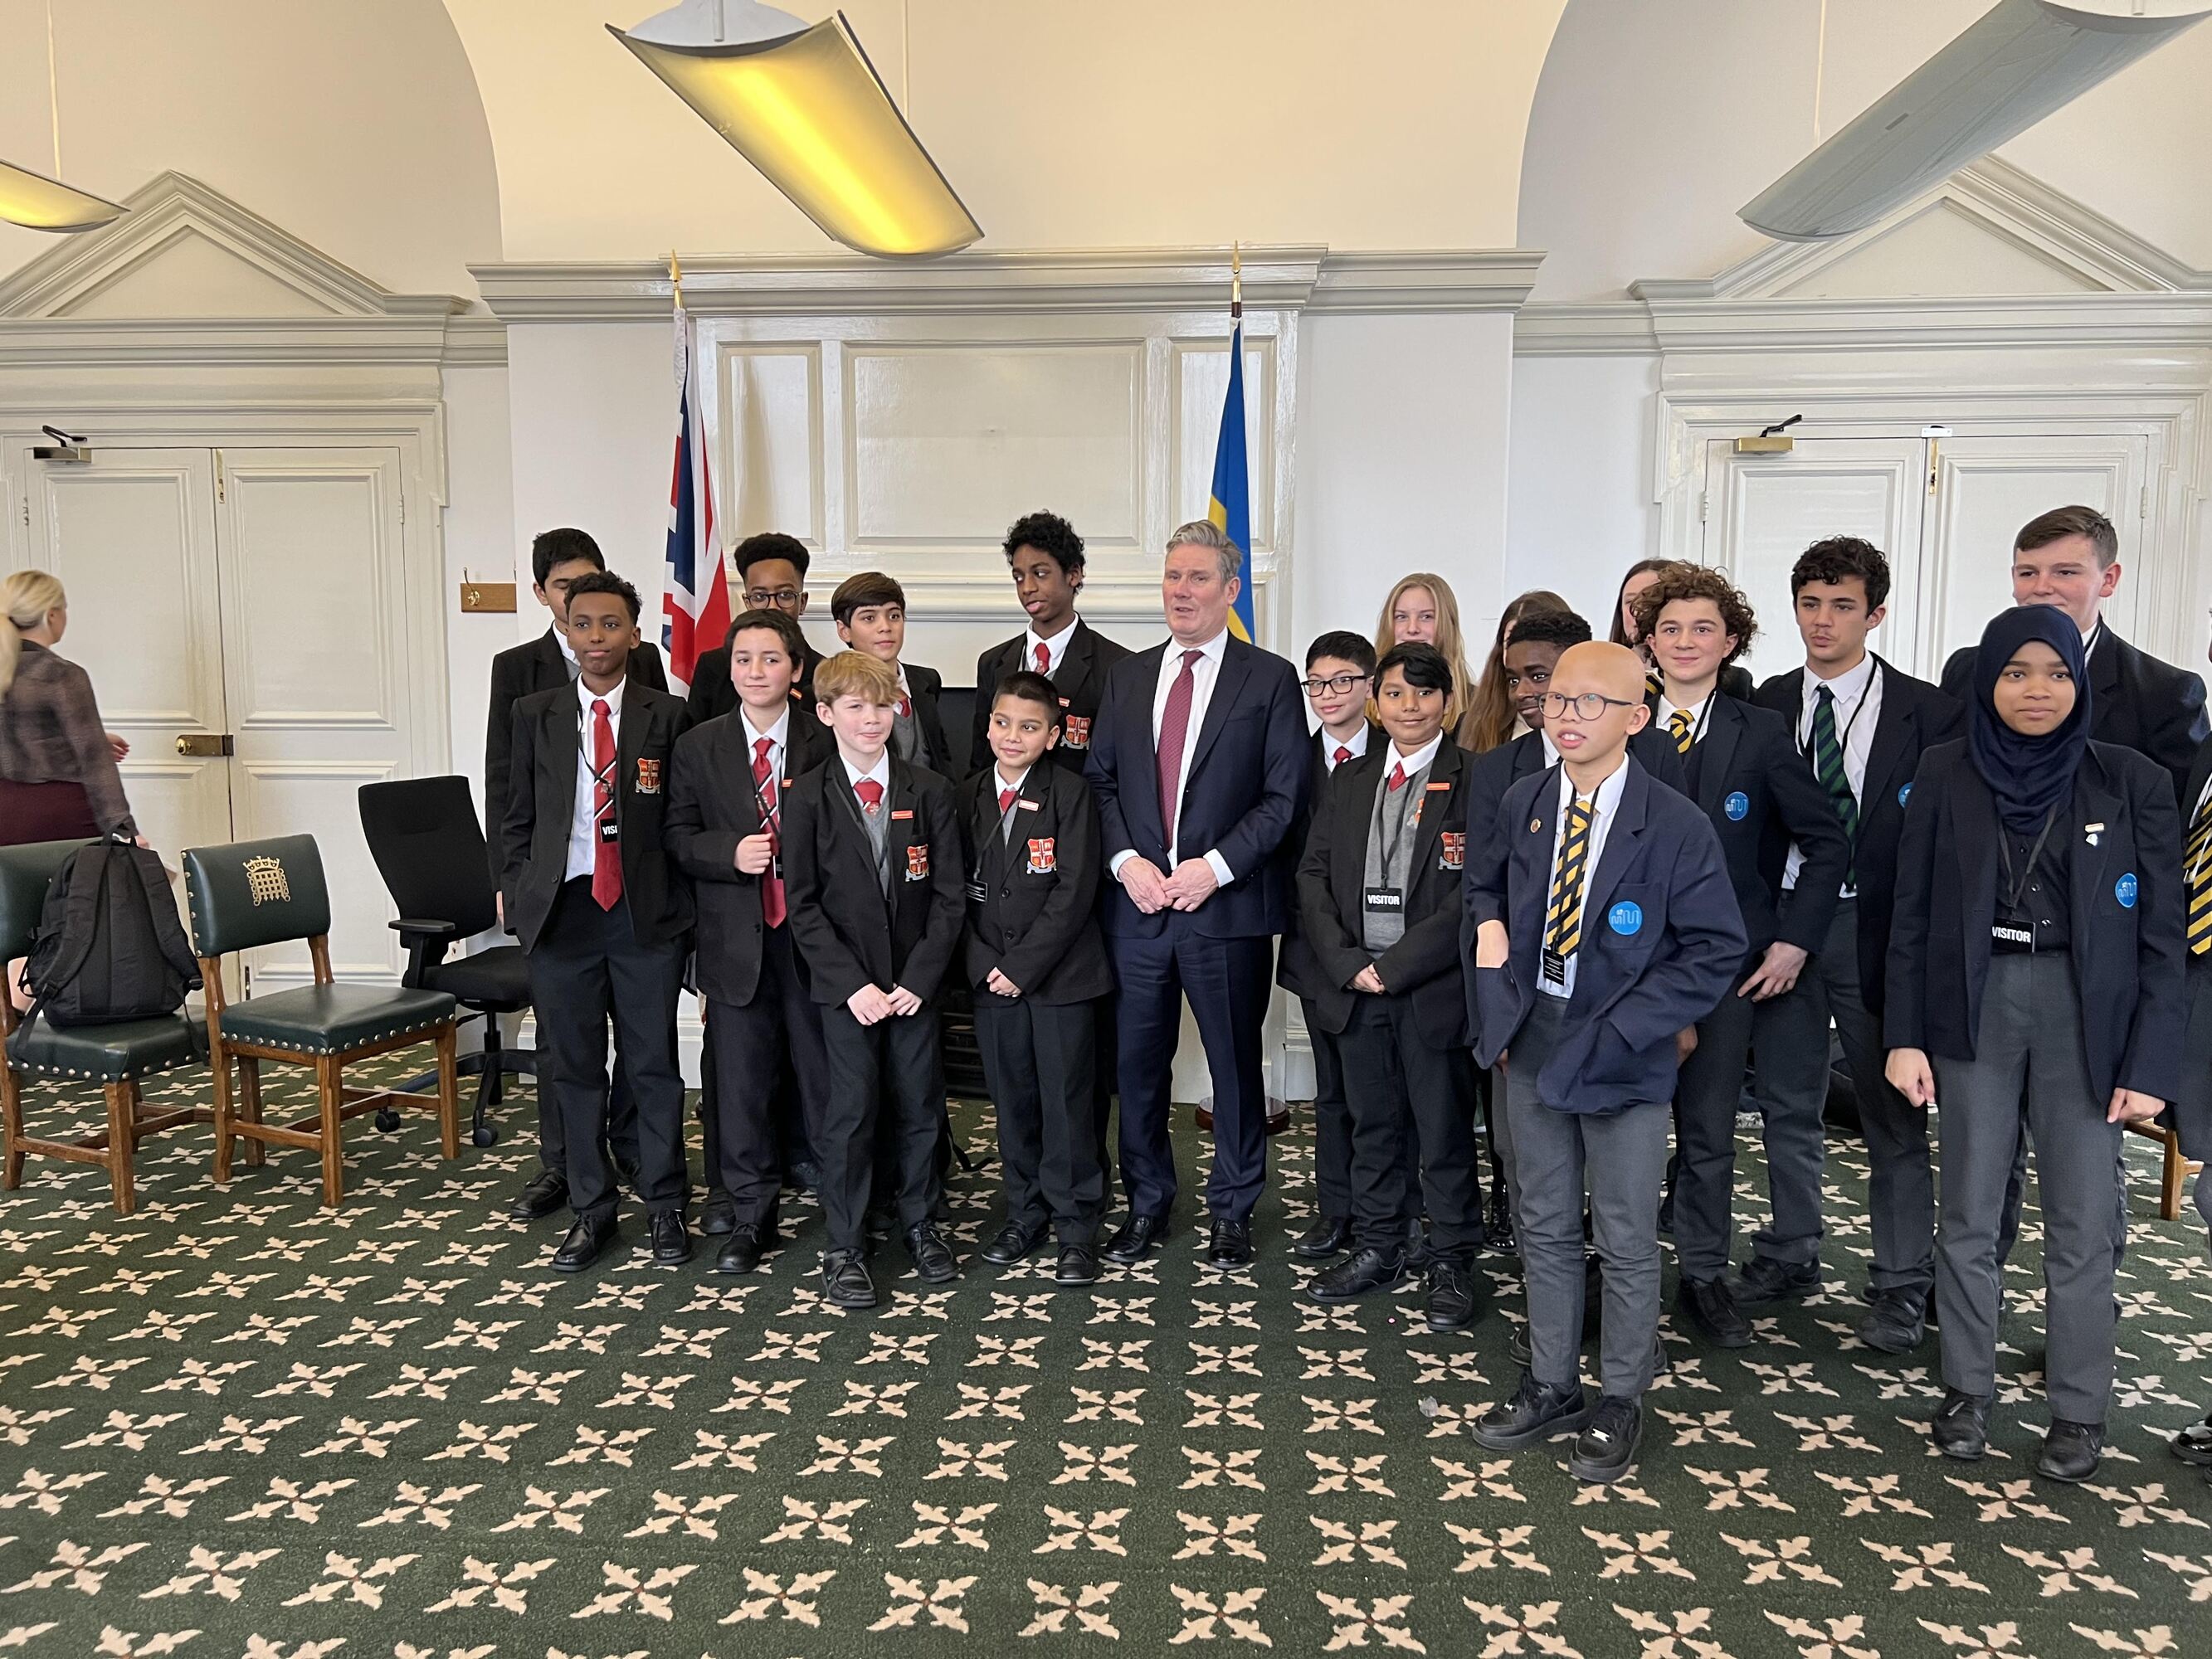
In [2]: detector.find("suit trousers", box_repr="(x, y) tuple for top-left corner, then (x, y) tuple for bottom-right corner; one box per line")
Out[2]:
(1108, 921), (1272, 1222)
(2175, 954), (2212, 1240)
(1337, 994), (1479, 1259)
(700, 1035), (816, 1199)
(1503, 993), (1669, 1399)
(976, 994), (1106, 1242)
(1671, 975), (1758, 1282)
(705, 922), (830, 1228)
(816, 1003), (946, 1253)
(528, 878), (688, 1226)
(1932, 952), (2122, 1424)
(538, 1022), (641, 1181)
(1301, 995), (1356, 1223)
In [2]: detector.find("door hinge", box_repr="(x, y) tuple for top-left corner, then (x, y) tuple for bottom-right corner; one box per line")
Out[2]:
(1697, 491), (1708, 523)
(214, 450), (225, 504)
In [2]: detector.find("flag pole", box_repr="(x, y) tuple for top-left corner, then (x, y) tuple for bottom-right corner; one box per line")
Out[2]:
(1230, 240), (1242, 321)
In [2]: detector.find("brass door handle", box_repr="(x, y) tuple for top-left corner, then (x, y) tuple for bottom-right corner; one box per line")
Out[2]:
(176, 733), (235, 757)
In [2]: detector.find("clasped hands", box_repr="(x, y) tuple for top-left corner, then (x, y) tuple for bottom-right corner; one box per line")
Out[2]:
(1118, 855), (1220, 914)
(1884, 1046), (2164, 1126)
(846, 984), (923, 1025)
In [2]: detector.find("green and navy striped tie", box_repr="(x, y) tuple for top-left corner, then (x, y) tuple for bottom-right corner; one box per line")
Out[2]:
(1811, 684), (1859, 885)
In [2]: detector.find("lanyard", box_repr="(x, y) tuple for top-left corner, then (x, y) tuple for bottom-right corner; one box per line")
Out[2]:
(1379, 761), (1425, 870)
(1993, 807), (2059, 920)
(1668, 689), (1718, 747)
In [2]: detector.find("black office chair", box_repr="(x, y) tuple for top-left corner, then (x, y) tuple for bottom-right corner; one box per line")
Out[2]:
(358, 776), (533, 1147)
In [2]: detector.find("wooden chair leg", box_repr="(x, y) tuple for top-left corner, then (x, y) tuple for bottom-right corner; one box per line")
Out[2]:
(316, 1054), (344, 1208)
(105, 1081), (137, 1217)
(2162, 1130), (2186, 1223)
(2, 1062), (23, 1191)
(433, 1023), (460, 1160)
(240, 1055), (267, 1169)
(210, 1047), (235, 1185)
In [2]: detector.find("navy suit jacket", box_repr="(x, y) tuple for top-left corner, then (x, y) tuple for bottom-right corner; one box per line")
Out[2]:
(1463, 757), (1745, 1114)
(1085, 635), (1308, 940)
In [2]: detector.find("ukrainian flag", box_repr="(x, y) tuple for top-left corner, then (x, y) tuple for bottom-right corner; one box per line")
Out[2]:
(1206, 323), (1256, 643)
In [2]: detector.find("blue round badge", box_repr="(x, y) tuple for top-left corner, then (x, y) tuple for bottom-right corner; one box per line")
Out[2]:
(2116, 873), (2138, 909)
(1724, 791), (1750, 821)
(1898, 781), (1913, 808)
(1608, 900), (1644, 937)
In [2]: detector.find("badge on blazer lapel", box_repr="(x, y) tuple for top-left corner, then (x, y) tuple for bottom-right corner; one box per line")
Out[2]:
(1440, 831), (1465, 871)
(1062, 714), (1092, 749)
(635, 757), (661, 795)
(906, 844), (930, 881)
(1027, 837), (1056, 874)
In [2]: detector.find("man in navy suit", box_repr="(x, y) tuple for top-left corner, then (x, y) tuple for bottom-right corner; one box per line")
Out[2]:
(1085, 520), (1307, 1267)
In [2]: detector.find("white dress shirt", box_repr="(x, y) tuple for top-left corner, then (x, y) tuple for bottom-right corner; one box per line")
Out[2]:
(1321, 723), (1370, 771)
(1383, 732), (1445, 783)
(741, 704), (792, 773)
(992, 763), (1030, 842)
(1026, 615), (1080, 677)
(565, 676), (624, 881)
(554, 626), (582, 680)
(1783, 652), (1881, 897)
(1655, 688), (1718, 748)
(1539, 753), (1629, 1000)
(1110, 628), (1235, 887)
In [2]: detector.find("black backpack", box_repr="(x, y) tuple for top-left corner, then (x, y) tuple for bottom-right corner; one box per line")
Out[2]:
(20, 834), (202, 1028)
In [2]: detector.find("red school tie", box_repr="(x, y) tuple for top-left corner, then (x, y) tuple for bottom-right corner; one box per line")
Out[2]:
(1333, 745), (1352, 767)
(590, 698), (622, 910)
(1156, 649), (1203, 851)
(1035, 641), (1051, 675)
(753, 735), (786, 927)
(998, 787), (1018, 816)
(855, 778), (884, 816)
(1387, 761), (1407, 793)
(896, 695), (913, 721)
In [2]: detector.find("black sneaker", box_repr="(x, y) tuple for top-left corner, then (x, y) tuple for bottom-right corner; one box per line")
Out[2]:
(820, 1248), (877, 1309)
(2038, 1418), (2105, 1484)
(1735, 1255), (1823, 1306)
(1856, 1287), (1927, 1355)
(1930, 1389), (1992, 1461)
(1424, 1259), (1479, 1333)
(1568, 1394), (1643, 1484)
(1306, 1246), (1406, 1304)
(1507, 1321), (1532, 1368)
(906, 1222), (958, 1285)
(1292, 1216), (1352, 1260)
(1472, 1372), (1594, 1452)
(1677, 1276), (1752, 1348)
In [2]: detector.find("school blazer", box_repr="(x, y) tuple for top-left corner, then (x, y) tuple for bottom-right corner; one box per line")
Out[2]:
(1463, 726), (1688, 855)
(1943, 626), (2208, 810)
(663, 710), (836, 1007)
(1753, 657), (1964, 1012)
(1294, 741), (1474, 1049)
(1463, 757), (1747, 1114)
(1085, 636), (1309, 940)
(1883, 739), (2186, 1105)
(499, 682), (694, 953)
(782, 754), (966, 1006)
(1277, 725), (1381, 1005)
(484, 627), (668, 884)
(685, 632), (825, 724)
(898, 662), (957, 778)
(969, 619), (1132, 778)
(958, 762), (1115, 1005)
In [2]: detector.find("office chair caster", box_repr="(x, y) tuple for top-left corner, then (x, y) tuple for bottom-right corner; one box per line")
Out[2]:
(472, 1122), (499, 1148)
(374, 1107), (402, 1132)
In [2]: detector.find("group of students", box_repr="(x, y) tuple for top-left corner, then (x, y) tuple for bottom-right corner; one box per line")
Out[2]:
(480, 503), (2212, 1491)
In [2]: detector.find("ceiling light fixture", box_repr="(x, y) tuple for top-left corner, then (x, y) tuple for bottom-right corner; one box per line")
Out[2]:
(0, 5), (125, 233)
(609, 0), (982, 259)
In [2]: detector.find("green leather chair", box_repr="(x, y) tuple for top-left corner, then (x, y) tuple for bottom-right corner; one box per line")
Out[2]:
(1, 838), (208, 1214)
(183, 834), (460, 1207)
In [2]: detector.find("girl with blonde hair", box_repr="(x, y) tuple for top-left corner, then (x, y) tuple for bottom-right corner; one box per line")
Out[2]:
(2, 570), (135, 846)
(1372, 574), (1487, 749)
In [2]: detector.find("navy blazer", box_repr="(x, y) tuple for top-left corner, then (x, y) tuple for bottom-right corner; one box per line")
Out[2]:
(1883, 739), (2185, 1105)
(1085, 635), (1308, 940)
(1753, 656), (1964, 1012)
(958, 761), (1114, 1005)
(1463, 757), (1745, 1113)
(969, 619), (1131, 778)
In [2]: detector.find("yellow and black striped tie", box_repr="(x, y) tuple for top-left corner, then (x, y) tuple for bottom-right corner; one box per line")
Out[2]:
(1668, 708), (1695, 756)
(1546, 796), (1596, 961)
(2188, 793), (2212, 956)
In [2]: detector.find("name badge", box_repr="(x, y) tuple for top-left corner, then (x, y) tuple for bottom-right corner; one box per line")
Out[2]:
(597, 820), (620, 843)
(1026, 837), (1056, 874)
(1723, 791), (1750, 822)
(905, 845), (930, 882)
(1362, 886), (1404, 914)
(892, 808), (914, 821)
(1541, 946), (1568, 987)
(635, 757), (662, 795)
(1018, 798), (1042, 812)
(1439, 831), (1465, 871)
(1063, 715), (1092, 749)
(966, 878), (989, 906)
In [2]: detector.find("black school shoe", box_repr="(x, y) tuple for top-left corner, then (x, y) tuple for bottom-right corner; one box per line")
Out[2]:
(1293, 1216), (1352, 1260)
(2170, 1408), (2212, 1467)
(2039, 1418), (2105, 1484)
(1207, 1218), (1255, 1267)
(1473, 1374), (1596, 1451)
(1104, 1213), (1169, 1263)
(820, 1248), (877, 1309)
(714, 1220), (777, 1275)
(1306, 1246), (1406, 1304)
(1931, 1389), (1993, 1461)
(650, 1211), (692, 1265)
(907, 1221), (959, 1284)
(699, 1189), (738, 1236)
(509, 1170), (569, 1222)
(551, 1214), (619, 1272)
(1055, 1242), (1101, 1287)
(1423, 1259), (1479, 1333)
(1735, 1255), (1823, 1305)
(982, 1222), (1047, 1266)
(1569, 1395), (1643, 1484)
(1677, 1276), (1752, 1348)
(1856, 1287), (1927, 1355)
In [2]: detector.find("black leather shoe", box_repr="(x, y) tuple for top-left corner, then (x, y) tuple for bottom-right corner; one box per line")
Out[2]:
(715, 1220), (776, 1275)
(1293, 1215), (1352, 1260)
(1424, 1259), (1479, 1332)
(1306, 1245), (1406, 1303)
(1103, 1212), (1169, 1263)
(1485, 1188), (1517, 1257)
(1677, 1276), (1752, 1348)
(785, 1158), (823, 1195)
(907, 1221), (958, 1284)
(650, 1211), (691, 1265)
(820, 1248), (877, 1309)
(699, 1189), (737, 1237)
(982, 1222), (1046, 1266)
(551, 1215), (618, 1272)
(1055, 1242), (1101, 1287)
(1856, 1287), (1927, 1355)
(1569, 1394), (1643, 1485)
(1404, 1220), (1435, 1275)
(1931, 1389), (1993, 1461)
(2170, 1408), (2212, 1467)
(2039, 1418), (2105, 1484)
(1736, 1255), (1823, 1306)
(1508, 1322), (1532, 1367)
(1207, 1218), (1255, 1267)
(1474, 1372), (1595, 1451)
(509, 1170), (569, 1221)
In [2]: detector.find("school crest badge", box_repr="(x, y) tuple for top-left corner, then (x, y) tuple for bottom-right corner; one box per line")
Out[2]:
(1062, 715), (1092, 749)
(906, 844), (930, 881)
(635, 757), (662, 795)
(1440, 831), (1465, 871)
(1027, 838), (1056, 875)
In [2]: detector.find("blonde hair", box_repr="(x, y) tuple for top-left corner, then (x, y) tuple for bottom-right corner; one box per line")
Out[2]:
(1, 570), (66, 698)
(1372, 573), (1480, 742)
(1464, 587), (1571, 752)
(813, 648), (901, 709)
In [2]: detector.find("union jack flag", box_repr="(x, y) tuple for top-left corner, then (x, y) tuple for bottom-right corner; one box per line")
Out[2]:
(660, 280), (728, 693)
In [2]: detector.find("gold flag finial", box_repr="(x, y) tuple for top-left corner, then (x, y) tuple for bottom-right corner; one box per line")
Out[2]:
(1230, 241), (1243, 319)
(670, 249), (684, 307)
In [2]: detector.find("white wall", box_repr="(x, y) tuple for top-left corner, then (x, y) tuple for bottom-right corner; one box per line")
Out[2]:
(1505, 353), (1661, 628)
(441, 363), (521, 807)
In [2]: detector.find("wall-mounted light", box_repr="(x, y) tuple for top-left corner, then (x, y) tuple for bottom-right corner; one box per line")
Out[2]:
(609, 0), (982, 260)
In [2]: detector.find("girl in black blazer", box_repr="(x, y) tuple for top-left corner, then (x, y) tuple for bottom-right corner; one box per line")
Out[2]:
(1886, 606), (2185, 1485)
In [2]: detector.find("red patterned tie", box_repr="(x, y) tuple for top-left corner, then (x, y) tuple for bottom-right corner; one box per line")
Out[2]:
(1333, 745), (1352, 767)
(590, 698), (621, 910)
(998, 786), (1018, 816)
(753, 735), (785, 927)
(1387, 761), (1407, 793)
(855, 778), (884, 816)
(1157, 649), (1203, 852)
(1034, 641), (1051, 675)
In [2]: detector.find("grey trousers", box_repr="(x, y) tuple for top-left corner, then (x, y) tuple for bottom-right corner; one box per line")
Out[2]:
(1503, 995), (1670, 1400)
(2175, 956), (2212, 1242)
(1932, 952), (2122, 1424)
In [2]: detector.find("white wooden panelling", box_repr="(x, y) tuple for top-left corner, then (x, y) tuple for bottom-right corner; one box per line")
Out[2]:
(720, 345), (822, 547)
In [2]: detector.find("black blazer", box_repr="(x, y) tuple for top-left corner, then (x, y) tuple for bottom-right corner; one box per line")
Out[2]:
(1463, 757), (1747, 1112)
(969, 619), (1133, 777)
(1943, 626), (2208, 809)
(958, 761), (1114, 1005)
(1085, 636), (1308, 940)
(663, 708), (836, 1006)
(499, 681), (693, 953)
(687, 631), (826, 725)
(1278, 726), (1381, 1004)
(1659, 692), (1852, 966)
(1885, 739), (2185, 1104)
(898, 661), (956, 777)
(1753, 656), (1964, 1011)
(485, 627), (668, 883)
(1295, 741), (1474, 1049)
(1464, 725), (1688, 857)
(782, 753), (966, 1006)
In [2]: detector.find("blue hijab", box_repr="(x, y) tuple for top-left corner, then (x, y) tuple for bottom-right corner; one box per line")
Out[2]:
(1967, 605), (2092, 834)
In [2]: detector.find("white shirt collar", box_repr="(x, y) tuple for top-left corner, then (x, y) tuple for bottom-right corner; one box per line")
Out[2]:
(1168, 627), (1230, 666)
(576, 674), (624, 719)
(1803, 651), (1877, 706)
(1557, 751), (1630, 812)
(840, 749), (891, 791)
(1026, 615), (1080, 664)
(1386, 732), (1445, 779)
(1657, 684), (1716, 732)
(992, 763), (1030, 796)
(1539, 728), (1561, 767)
(554, 626), (578, 667)
(1323, 725), (1370, 766)
(2083, 618), (2104, 657)
(741, 704), (791, 751)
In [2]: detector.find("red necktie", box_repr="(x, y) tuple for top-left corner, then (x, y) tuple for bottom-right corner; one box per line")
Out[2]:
(1157, 649), (1203, 852)
(998, 786), (1018, 816)
(855, 778), (884, 816)
(590, 698), (621, 910)
(1333, 745), (1352, 767)
(1034, 641), (1051, 675)
(1387, 762), (1407, 793)
(753, 735), (786, 928)
(896, 695), (913, 720)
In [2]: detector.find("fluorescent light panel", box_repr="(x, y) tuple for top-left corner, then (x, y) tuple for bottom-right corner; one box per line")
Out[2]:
(0, 156), (125, 233)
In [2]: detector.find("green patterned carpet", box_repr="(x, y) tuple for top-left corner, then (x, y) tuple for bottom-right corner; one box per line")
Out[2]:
(2, 1055), (2210, 1658)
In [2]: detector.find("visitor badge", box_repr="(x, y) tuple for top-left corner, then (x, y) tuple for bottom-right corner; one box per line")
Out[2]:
(1724, 791), (1750, 821)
